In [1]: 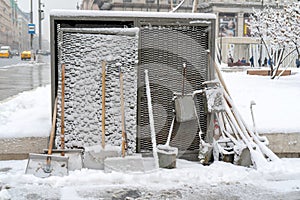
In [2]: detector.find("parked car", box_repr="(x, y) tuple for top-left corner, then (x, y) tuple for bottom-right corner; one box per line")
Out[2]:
(0, 50), (12, 58)
(11, 50), (19, 56)
(21, 51), (31, 60)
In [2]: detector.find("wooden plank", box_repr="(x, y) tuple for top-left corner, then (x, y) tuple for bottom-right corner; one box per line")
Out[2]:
(247, 69), (291, 76)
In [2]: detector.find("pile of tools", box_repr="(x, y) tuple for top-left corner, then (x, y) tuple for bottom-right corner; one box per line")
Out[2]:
(201, 60), (280, 169)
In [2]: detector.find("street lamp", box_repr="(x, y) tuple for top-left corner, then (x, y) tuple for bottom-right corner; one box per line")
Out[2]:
(30, 0), (33, 51)
(38, 0), (45, 51)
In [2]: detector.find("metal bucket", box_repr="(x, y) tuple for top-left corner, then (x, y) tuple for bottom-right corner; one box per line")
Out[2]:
(157, 145), (178, 169)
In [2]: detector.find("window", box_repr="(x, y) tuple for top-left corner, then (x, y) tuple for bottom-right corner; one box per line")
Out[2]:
(146, 0), (155, 3)
(168, 0), (177, 4)
(219, 13), (237, 37)
(243, 13), (251, 37)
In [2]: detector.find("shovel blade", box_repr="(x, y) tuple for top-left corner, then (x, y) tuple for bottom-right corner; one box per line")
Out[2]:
(43, 149), (83, 171)
(25, 153), (69, 178)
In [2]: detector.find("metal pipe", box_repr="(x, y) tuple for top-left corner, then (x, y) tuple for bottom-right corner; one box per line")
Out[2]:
(250, 100), (256, 134)
(39, 0), (42, 51)
(30, 0), (33, 51)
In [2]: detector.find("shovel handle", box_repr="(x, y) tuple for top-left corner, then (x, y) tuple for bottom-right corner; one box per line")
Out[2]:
(48, 97), (58, 156)
(120, 68), (126, 157)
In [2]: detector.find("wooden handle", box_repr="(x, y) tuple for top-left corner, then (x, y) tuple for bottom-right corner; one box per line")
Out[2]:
(101, 61), (106, 149)
(61, 63), (65, 156)
(46, 97), (58, 165)
(48, 97), (58, 155)
(120, 71), (126, 157)
(212, 58), (230, 96)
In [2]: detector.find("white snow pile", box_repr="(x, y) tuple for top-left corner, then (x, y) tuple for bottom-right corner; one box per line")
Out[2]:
(0, 85), (51, 138)
(50, 9), (216, 20)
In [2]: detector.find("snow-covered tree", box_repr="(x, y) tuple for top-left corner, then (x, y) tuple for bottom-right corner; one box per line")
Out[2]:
(249, 3), (300, 79)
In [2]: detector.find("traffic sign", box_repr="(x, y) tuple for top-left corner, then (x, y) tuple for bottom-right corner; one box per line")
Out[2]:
(28, 24), (35, 34)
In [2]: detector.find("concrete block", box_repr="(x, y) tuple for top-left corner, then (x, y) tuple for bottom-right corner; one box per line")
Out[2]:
(104, 154), (144, 173)
(0, 137), (48, 160)
(261, 133), (300, 155)
(142, 157), (157, 171)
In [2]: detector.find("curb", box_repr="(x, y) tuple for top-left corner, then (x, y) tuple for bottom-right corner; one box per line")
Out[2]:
(0, 137), (48, 160)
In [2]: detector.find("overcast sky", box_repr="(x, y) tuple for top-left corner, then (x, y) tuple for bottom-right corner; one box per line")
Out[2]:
(17, 0), (81, 44)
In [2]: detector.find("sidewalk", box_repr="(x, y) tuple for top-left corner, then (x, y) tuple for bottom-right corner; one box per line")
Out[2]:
(1, 159), (300, 200)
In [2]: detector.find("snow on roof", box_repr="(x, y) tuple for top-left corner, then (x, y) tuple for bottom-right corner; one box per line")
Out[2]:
(61, 27), (139, 36)
(50, 9), (216, 20)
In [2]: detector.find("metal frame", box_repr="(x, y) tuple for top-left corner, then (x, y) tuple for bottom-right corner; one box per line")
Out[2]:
(50, 10), (216, 158)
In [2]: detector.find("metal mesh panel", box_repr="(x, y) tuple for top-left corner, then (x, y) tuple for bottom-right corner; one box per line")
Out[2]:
(54, 29), (138, 152)
(137, 25), (209, 154)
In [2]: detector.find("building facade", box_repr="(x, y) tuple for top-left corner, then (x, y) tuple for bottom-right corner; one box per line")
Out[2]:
(0, 0), (13, 47)
(17, 7), (31, 51)
(80, 0), (297, 66)
(0, 0), (30, 51)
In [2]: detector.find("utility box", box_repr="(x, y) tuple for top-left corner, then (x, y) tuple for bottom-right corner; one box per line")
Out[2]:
(50, 10), (216, 160)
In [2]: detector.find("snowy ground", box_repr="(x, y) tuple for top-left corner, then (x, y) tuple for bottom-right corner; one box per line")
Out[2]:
(1, 158), (300, 199)
(222, 67), (300, 134)
(1, 64), (300, 199)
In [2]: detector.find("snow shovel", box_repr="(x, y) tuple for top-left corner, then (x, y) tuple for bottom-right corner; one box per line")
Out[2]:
(48, 63), (83, 171)
(144, 69), (159, 169)
(83, 61), (119, 170)
(157, 115), (178, 169)
(25, 97), (69, 178)
(156, 63), (190, 169)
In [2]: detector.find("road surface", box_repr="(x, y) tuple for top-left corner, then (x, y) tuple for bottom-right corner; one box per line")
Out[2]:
(0, 56), (50, 102)
(0, 56), (28, 67)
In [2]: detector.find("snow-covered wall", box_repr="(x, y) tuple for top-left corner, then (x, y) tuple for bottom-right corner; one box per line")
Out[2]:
(55, 29), (138, 154)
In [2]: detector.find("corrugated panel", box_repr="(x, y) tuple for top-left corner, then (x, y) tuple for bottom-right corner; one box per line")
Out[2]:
(137, 25), (209, 154)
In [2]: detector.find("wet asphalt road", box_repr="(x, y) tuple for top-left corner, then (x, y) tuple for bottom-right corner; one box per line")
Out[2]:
(0, 56), (50, 102)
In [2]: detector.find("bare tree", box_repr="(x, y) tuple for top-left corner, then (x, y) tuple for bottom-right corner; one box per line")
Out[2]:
(249, 3), (300, 79)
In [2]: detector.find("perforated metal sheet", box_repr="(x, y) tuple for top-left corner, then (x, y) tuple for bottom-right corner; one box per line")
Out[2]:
(137, 24), (209, 154)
